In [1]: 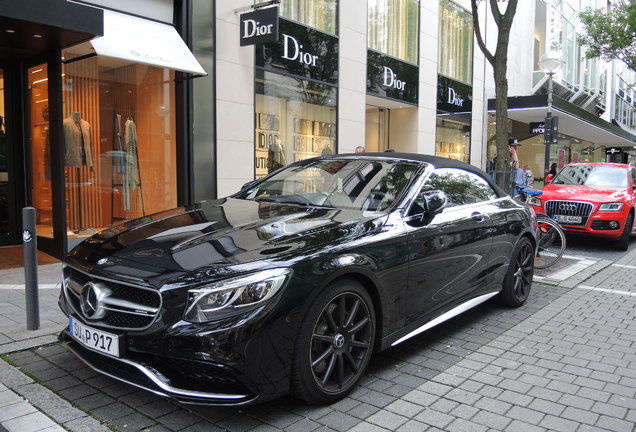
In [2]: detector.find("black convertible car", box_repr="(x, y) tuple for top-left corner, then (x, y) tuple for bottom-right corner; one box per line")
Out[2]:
(59, 153), (537, 406)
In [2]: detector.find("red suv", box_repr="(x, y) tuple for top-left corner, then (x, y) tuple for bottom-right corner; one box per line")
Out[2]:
(527, 163), (636, 250)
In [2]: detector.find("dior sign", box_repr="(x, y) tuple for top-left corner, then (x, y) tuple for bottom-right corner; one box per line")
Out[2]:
(437, 75), (472, 113)
(282, 34), (318, 66)
(240, 7), (279, 46)
(447, 87), (464, 107)
(383, 67), (406, 91)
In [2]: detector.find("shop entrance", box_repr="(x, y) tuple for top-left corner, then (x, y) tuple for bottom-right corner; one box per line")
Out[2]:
(365, 107), (389, 152)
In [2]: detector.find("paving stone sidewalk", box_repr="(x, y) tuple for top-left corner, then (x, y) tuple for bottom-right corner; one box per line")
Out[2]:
(0, 249), (635, 431)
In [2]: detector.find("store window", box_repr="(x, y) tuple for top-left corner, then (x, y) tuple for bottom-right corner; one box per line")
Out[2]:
(59, 51), (177, 238)
(435, 117), (470, 163)
(368, 0), (419, 64)
(255, 71), (337, 178)
(280, 0), (338, 34)
(438, 0), (472, 84)
(29, 65), (53, 237)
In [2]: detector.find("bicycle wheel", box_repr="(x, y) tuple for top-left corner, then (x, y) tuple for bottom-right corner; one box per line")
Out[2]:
(534, 216), (566, 269)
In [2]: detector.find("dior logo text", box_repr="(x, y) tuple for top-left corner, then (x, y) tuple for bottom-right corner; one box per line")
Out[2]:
(383, 67), (406, 90)
(282, 34), (318, 66)
(447, 87), (464, 107)
(242, 19), (274, 40)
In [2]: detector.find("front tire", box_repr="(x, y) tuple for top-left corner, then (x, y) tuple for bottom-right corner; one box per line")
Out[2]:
(291, 279), (375, 405)
(499, 237), (534, 307)
(615, 212), (633, 251)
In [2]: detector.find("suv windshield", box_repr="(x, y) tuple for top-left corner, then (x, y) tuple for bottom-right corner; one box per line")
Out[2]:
(236, 159), (420, 211)
(552, 165), (628, 188)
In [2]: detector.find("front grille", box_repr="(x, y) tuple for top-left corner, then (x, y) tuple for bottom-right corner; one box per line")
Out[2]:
(63, 266), (162, 330)
(545, 200), (594, 227)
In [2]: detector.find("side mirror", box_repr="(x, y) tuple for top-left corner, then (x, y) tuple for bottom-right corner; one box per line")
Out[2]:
(419, 190), (447, 225)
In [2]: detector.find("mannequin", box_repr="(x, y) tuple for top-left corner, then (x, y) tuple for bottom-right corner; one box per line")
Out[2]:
(63, 112), (94, 169)
(63, 112), (94, 230)
(268, 138), (286, 173)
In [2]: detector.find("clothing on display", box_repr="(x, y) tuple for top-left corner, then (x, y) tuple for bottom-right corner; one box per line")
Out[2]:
(123, 117), (140, 212)
(268, 138), (286, 172)
(63, 112), (94, 168)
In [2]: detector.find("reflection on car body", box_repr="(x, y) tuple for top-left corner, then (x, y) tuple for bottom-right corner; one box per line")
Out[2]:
(58, 153), (537, 406)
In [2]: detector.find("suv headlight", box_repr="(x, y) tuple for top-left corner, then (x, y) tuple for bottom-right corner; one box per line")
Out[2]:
(527, 196), (542, 207)
(184, 268), (290, 323)
(599, 203), (623, 211)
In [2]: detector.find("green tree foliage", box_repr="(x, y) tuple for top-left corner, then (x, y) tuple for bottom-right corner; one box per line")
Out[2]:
(579, 2), (636, 73)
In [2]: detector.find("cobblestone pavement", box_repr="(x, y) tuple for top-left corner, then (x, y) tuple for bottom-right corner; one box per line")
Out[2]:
(1, 245), (635, 431)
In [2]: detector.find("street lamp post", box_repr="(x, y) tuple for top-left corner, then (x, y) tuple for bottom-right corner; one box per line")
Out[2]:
(539, 51), (564, 181)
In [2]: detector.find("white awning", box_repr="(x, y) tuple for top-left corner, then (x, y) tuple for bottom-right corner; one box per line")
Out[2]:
(90, 10), (206, 75)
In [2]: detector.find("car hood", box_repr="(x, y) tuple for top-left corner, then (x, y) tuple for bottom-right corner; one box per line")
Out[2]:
(542, 184), (630, 203)
(67, 198), (387, 275)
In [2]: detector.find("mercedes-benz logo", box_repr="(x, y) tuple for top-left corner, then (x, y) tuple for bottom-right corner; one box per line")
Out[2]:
(559, 203), (577, 212)
(333, 333), (345, 349)
(80, 282), (108, 319)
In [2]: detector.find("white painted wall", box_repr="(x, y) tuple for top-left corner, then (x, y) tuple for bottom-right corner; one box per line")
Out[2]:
(338, 0), (368, 153)
(215, 0), (256, 197)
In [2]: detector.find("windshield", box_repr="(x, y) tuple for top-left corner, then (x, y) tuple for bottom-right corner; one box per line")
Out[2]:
(552, 165), (628, 188)
(236, 159), (421, 211)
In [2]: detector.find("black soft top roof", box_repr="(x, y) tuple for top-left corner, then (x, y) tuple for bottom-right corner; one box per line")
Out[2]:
(325, 152), (508, 198)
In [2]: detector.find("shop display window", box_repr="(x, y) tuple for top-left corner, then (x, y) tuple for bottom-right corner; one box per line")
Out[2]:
(28, 65), (53, 237)
(368, 0), (419, 64)
(280, 0), (338, 35)
(255, 71), (337, 179)
(435, 117), (470, 163)
(438, 0), (473, 84)
(58, 51), (177, 238)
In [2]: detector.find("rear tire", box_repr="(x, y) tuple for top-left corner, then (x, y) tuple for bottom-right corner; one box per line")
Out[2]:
(615, 212), (634, 251)
(499, 237), (534, 307)
(291, 279), (375, 405)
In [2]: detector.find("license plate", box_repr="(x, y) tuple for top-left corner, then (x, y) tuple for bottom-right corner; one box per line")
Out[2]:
(69, 316), (120, 357)
(553, 215), (582, 224)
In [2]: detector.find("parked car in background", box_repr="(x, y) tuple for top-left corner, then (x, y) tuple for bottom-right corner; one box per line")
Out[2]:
(58, 153), (537, 406)
(528, 163), (636, 250)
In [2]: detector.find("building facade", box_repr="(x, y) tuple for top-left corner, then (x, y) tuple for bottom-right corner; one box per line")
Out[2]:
(0, 0), (634, 257)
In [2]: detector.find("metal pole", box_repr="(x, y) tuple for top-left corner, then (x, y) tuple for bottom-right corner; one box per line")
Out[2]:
(22, 207), (40, 330)
(543, 72), (554, 179)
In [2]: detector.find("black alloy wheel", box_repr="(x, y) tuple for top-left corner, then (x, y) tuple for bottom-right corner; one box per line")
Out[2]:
(291, 279), (375, 404)
(499, 237), (534, 307)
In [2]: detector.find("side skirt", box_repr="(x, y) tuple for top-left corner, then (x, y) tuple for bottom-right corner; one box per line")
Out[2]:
(389, 291), (500, 347)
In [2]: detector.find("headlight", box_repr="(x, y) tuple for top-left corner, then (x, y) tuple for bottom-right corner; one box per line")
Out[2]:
(599, 203), (623, 211)
(527, 196), (542, 207)
(184, 268), (290, 323)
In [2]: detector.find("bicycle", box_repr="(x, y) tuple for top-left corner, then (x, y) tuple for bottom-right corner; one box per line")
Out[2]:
(519, 188), (566, 269)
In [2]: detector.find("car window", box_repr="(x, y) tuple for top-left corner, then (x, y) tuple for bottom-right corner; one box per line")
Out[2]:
(409, 168), (497, 213)
(237, 159), (420, 211)
(631, 167), (636, 188)
(553, 165), (628, 188)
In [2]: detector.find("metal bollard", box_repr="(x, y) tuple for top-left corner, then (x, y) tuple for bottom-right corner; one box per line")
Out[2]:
(22, 207), (40, 330)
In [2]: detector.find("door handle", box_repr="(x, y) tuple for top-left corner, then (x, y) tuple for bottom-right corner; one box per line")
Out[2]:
(471, 212), (487, 222)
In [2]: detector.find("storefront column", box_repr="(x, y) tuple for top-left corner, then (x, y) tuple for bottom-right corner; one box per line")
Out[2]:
(416, 1), (438, 156)
(338, 0), (366, 152)
(216, 0), (255, 197)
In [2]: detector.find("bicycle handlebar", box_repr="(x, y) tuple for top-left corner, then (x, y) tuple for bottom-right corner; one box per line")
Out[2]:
(521, 188), (543, 196)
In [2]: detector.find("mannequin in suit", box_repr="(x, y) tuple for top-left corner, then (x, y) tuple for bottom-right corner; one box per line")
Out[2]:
(63, 112), (94, 170)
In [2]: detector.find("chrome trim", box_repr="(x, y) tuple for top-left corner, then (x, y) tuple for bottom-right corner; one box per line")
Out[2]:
(63, 265), (162, 330)
(391, 292), (499, 347)
(67, 343), (249, 401)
